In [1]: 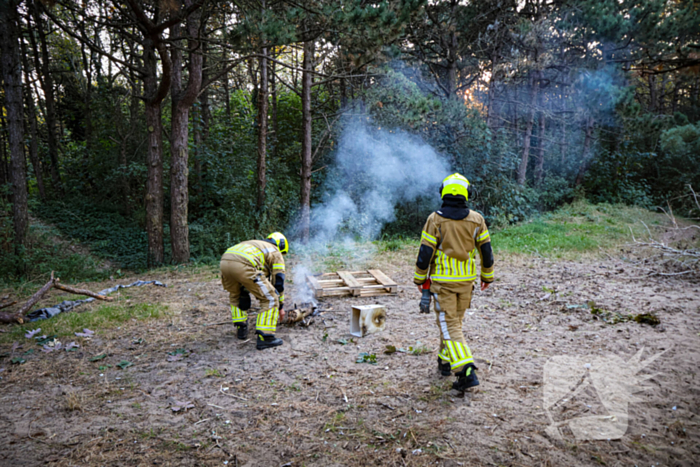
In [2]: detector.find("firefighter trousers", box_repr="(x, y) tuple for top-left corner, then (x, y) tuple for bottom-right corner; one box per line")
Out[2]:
(220, 255), (279, 333)
(431, 280), (475, 372)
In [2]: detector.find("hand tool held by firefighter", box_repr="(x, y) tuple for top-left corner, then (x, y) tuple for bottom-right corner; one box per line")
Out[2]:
(420, 279), (432, 313)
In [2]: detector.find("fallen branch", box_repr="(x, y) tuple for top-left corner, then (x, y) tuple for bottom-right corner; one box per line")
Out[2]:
(0, 311), (23, 324)
(54, 281), (114, 301)
(0, 273), (55, 324)
(0, 300), (17, 310)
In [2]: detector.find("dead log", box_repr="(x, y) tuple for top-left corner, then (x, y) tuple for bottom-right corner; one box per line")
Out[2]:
(0, 311), (23, 324)
(0, 300), (17, 310)
(54, 281), (114, 301)
(16, 273), (56, 317)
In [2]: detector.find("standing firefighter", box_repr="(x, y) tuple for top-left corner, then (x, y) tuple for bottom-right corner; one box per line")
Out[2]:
(220, 232), (288, 350)
(414, 174), (494, 391)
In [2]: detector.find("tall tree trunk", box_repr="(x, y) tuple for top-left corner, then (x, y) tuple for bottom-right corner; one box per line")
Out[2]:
(1, 0), (29, 252)
(671, 80), (679, 114)
(21, 39), (45, 200)
(270, 54), (278, 157)
(256, 45), (269, 211)
(486, 50), (499, 130)
(534, 111), (545, 187)
(648, 74), (657, 113)
(299, 40), (315, 244)
(170, 1), (203, 264)
(123, 66), (140, 215)
(193, 106), (203, 198)
(560, 118), (567, 168)
(79, 36), (93, 159)
(444, 0), (458, 99)
(517, 72), (538, 185)
(144, 40), (165, 267)
(575, 117), (594, 187)
(222, 47), (231, 120)
(193, 45), (209, 199)
(31, 2), (63, 197)
(0, 112), (7, 186)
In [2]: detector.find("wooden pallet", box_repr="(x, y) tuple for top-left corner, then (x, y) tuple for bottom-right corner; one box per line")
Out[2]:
(307, 269), (398, 298)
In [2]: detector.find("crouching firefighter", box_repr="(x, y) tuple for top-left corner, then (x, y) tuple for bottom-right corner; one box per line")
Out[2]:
(414, 173), (495, 391)
(220, 232), (288, 350)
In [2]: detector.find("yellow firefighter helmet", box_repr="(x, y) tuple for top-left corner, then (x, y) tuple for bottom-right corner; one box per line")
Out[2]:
(267, 232), (289, 254)
(440, 173), (471, 200)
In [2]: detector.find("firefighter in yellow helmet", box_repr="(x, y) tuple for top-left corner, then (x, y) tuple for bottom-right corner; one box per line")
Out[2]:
(414, 174), (494, 391)
(220, 232), (288, 350)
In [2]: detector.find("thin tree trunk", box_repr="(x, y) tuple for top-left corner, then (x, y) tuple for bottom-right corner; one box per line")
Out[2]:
(535, 111), (545, 186)
(560, 118), (567, 168)
(79, 35), (93, 159)
(486, 51), (499, 130)
(200, 67), (210, 194)
(256, 44), (269, 211)
(299, 40), (315, 244)
(671, 80), (679, 114)
(144, 40), (165, 267)
(222, 47), (231, 120)
(0, 112), (7, 186)
(1, 0), (29, 252)
(170, 1), (203, 264)
(270, 54), (278, 157)
(648, 74), (657, 113)
(575, 116), (594, 186)
(123, 66), (140, 215)
(517, 72), (538, 185)
(193, 45), (209, 199)
(31, 2), (63, 197)
(20, 39), (45, 200)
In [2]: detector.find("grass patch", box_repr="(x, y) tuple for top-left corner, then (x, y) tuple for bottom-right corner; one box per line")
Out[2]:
(0, 302), (168, 344)
(492, 201), (672, 258)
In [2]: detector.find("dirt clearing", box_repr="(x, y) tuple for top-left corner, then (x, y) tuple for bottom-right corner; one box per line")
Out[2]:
(1, 251), (699, 466)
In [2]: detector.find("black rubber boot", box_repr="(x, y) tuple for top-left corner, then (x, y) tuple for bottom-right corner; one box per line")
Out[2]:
(256, 331), (283, 350)
(438, 358), (451, 377)
(452, 364), (479, 391)
(235, 322), (248, 340)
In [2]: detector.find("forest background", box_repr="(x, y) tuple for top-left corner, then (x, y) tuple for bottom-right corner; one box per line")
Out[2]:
(0, 0), (699, 284)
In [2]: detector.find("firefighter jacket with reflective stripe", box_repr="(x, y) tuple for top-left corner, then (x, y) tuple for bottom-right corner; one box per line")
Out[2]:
(414, 210), (494, 285)
(224, 240), (285, 303)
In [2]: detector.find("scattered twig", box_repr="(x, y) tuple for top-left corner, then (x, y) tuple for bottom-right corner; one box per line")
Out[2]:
(653, 270), (695, 277)
(0, 300), (17, 310)
(220, 385), (248, 401)
(194, 418), (210, 425)
(214, 438), (231, 457)
(378, 402), (395, 410)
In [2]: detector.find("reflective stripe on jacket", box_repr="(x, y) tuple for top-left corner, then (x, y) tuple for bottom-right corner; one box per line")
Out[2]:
(224, 240), (285, 303)
(414, 210), (494, 284)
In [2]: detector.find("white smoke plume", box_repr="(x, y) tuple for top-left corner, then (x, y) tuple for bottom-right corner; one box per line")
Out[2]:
(290, 117), (449, 304)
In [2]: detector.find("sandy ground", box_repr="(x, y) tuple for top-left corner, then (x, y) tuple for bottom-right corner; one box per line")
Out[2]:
(0, 249), (699, 466)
